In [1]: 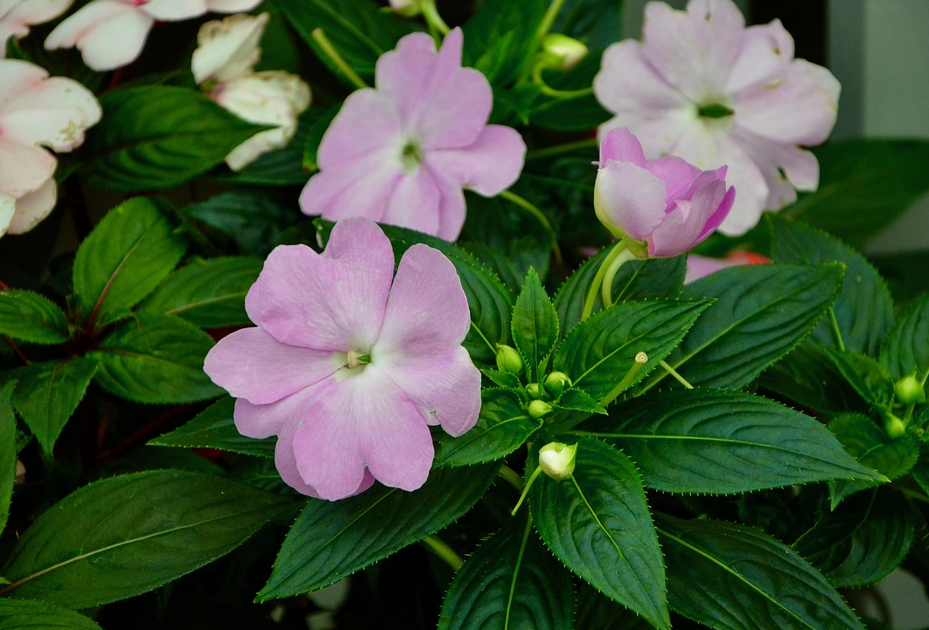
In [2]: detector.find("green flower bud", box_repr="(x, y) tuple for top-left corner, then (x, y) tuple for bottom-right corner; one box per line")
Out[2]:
(388, 0), (423, 17)
(538, 442), (578, 480)
(895, 374), (926, 405)
(525, 382), (543, 398)
(539, 34), (588, 71)
(885, 414), (907, 439)
(543, 371), (571, 397)
(495, 344), (523, 374)
(528, 399), (553, 419)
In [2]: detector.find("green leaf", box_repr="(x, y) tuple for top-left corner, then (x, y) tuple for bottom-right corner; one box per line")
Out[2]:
(271, 0), (410, 83)
(148, 396), (275, 458)
(769, 215), (894, 355)
(793, 488), (915, 587)
(554, 299), (711, 403)
(657, 513), (867, 630)
(531, 438), (669, 630)
(434, 392), (537, 468)
(12, 358), (98, 456)
(140, 257), (262, 328)
(599, 389), (886, 494)
(880, 292), (929, 388)
(480, 368), (522, 389)
(511, 268), (559, 380)
(651, 264), (844, 390)
(554, 0), (625, 49)
(783, 139), (929, 247)
(0, 381), (16, 536)
(73, 197), (187, 327)
(0, 290), (69, 344)
(83, 86), (266, 192)
(88, 314), (222, 404)
(820, 347), (895, 408)
(556, 387), (607, 415)
(438, 520), (574, 630)
(828, 413), (917, 507)
(257, 463), (497, 600)
(0, 599), (103, 630)
(462, 0), (547, 86)
(1, 471), (294, 608)
(759, 344), (868, 415)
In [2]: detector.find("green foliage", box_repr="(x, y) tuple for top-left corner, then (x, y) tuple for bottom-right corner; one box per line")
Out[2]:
(0, 599), (103, 630)
(434, 392), (538, 468)
(0, 382), (15, 536)
(0, 290), (69, 344)
(148, 396), (275, 458)
(880, 292), (929, 386)
(462, 0), (547, 86)
(511, 268), (559, 380)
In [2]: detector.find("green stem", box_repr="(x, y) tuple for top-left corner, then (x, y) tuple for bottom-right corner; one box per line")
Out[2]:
(421, 535), (464, 572)
(498, 189), (563, 265)
(535, 0), (568, 44)
(511, 466), (543, 516)
(311, 28), (369, 90)
(531, 61), (594, 99)
(600, 247), (639, 308)
(659, 359), (694, 389)
(599, 351), (649, 407)
(827, 308), (846, 352)
(421, 0), (450, 36)
(499, 465), (525, 492)
(580, 240), (630, 320)
(526, 138), (598, 161)
(504, 517), (534, 629)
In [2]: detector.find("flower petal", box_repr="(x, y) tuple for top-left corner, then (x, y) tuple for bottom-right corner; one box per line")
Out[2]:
(0, 57), (46, 107)
(726, 20), (795, 93)
(244, 218), (395, 351)
(6, 175), (55, 234)
(2, 77), (101, 151)
(647, 178), (734, 256)
(424, 124), (526, 196)
(315, 89), (402, 168)
(203, 327), (342, 405)
(0, 0), (73, 50)
(432, 173), (467, 241)
(192, 12), (267, 83)
(0, 191), (15, 237)
(594, 40), (689, 120)
(204, 0), (263, 11)
(141, 0), (206, 21)
(0, 136), (55, 197)
(593, 161), (668, 241)
(44, 0), (154, 71)
(381, 167), (441, 236)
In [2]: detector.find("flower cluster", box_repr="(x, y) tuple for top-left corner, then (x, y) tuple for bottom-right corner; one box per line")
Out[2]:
(0, 0), (71, 56)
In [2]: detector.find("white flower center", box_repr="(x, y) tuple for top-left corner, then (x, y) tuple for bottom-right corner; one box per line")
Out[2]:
(400, 140), (424, 173)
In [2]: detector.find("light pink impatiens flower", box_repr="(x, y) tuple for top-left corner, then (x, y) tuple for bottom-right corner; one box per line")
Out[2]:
(203, 218), (481, 500)
(0, 0), (73, 57)
(299, 28), (526, 241)
(0, 58), (101, 237)
(594, 128), (734, 258)
(593, 0), (839, 235)
(44, 0), (263, 71)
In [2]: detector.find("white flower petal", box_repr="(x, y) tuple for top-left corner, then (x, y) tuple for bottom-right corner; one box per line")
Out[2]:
(192, 11), (267, 83)
(6, 175), (55, 234)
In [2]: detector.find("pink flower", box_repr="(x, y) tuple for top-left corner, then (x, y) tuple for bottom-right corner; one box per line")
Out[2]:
(594, 128), (734, 258)
(0, 59), (101, 237)
(593, 0), (839, 235)
(44, 0), (263, 71)
(203, 218), (481, 500)
(0, 0), (74, 57)
(299, 28), (526, 241)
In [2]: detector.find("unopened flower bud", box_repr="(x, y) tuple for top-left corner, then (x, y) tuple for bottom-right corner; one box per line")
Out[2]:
(528, 399), (553, 419)
(540, 33), (588, 71)
(496, 344), (523, 374)
(543, 371), (571, 397)
(884, 414), (907, 439)
(388, 0), (421, 16)
(539, 442), (577, 480)
(895, 375), (926, 405)
(525, 383), (543, 398)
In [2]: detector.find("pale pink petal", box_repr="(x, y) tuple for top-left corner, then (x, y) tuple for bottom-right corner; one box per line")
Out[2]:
(685, 253), (740, 283)
(647, 179), (734, 256)
(644, 155), (702, 201)
(315, 89), (402, 168)
(0, 57), (46, 107)
(204, 0), (263, 11)
(233, 384), (319, 440)
(732, 130), (820, 209)
(244, 219), (395, 351)
(381, 167), (442, 236)
(594, 40), (688, 117)
(0, 0), (74, 52)
(6, 175), (55, 234)
(593, 161), (668, 241)
(423, 124), (525, 196)
(431, 174), (467, 241)
(192, 12), (267, 83)
(599, 126), (648, 165)
(726, 20), (794, 93)
(141, 0), (206, 21)
(3, 78), (101, 151)
(0, 138), (55, 197)
(44, 1), (154, 71)
(203, 327), (342, 404)
(0, 191), (16, 237)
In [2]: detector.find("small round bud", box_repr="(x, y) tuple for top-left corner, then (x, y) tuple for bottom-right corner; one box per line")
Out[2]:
(543, 371), (571, 397)
(525, 383), (543, 398)
(496, 344), (524, 374)
(895, 375), (926, 405)
(885, 414), (907, 439)
(539, 442), (578, 481)
(388, 0), (422, 17)
(539, 34), (588, 71)
(528, 399), (553, 419)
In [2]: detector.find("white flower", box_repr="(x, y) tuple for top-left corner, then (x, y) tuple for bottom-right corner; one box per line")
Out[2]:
(0, 0), (73, 57)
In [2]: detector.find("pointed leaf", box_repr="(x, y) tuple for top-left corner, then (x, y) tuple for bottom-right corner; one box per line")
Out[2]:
(820, 347), (895, 408)
(89, 315), (222, 404)
(438, 520), (574, 630)
(434, 392), (537, 468)
(512, 268), (558, 380)
(73, 197), (187, 327)
(181, 190), (299, 257)
(0, 599), (103, 630)
(657, 513), (867, 630)
(599, 389), (885, 494)
(759, 344), (867, 415)
(462, 0), (547, 86)
(11, 358), (98, 456)
(650, 264), (844, 390)
(531, 438), (669, 630)
(1, 471), (294, 608)
(880, 292), (929, 389)
(148, 396), (275, 458)
(0, 290), (69, 344)
(0, 381), (16, 536)
(556, 387), (607, 415)
(258, 463), (497, 600)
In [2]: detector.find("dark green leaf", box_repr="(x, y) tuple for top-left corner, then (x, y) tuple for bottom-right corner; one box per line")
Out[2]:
(73, 197), (187, 327)
(599, 389), (886, 494)
(554, 299), (711, 403)
(140, 257), (262, 328)
(0, 599), (103, 630)
(793, 488), (915, 587)
(12, 358), (98, 456)
(0, 381), (15, 535)
(462, 0), (547, 86)
(650, 264), (844, 390)
(434, 392), (537, 468)
(820, 347), (895, 408)
(302, 105), (339, 171)
(0, 290), (69, 344)
(531, 438), (669, 630)
(89, 314), (222, 404)
(438, 520), (574, 630)
(511, 269), (559, 380)
(480, 368), (522, 389)
(657, 513), (867, 630)
(271, 0), (410, 82)
(556, 387), (607, 415)
(828, 413), (917, 507)
(880, 292), (929, 390)
(258, 463), (497, 600)
(83, 86), (266, 191)
(759, 344), (867, 415)
(769, 215), (894, 355)
(1, 471), (294, 608)
(783, 139), (929, 247)
(148, 396), (275, 458)
(554, 0), (625, 49)
(181, 190), (299, 257)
